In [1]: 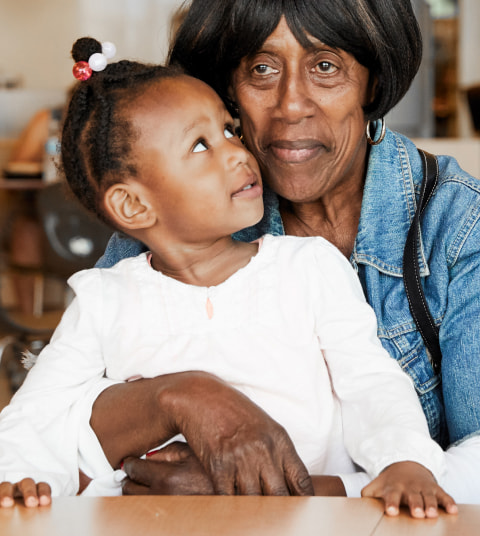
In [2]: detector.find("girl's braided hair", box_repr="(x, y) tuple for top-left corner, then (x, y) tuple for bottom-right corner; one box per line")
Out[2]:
(61, 37), (183, 223)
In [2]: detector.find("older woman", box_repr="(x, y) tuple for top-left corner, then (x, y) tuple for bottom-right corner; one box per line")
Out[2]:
(89, 0), (479, 502)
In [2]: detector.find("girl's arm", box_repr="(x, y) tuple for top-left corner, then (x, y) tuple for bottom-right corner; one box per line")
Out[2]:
(337, 435), (480, 503)
(309, 240), (454, 517)
(0, 270), (108, 499)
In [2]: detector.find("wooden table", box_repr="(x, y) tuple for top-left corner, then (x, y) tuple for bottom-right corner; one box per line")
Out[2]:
(0, 496), (478, 536)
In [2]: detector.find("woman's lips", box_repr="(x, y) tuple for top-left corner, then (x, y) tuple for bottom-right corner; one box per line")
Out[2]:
(268, 140), (324, 163)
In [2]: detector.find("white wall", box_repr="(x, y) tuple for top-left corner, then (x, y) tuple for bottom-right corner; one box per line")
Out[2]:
(0, 0), (184, 90)
(457, 0), (480, 137)
(458, 0), (480, 87)
(0, 0), (184, 135)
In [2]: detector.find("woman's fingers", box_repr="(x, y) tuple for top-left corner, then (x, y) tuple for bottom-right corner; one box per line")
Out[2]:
(282, 447), (314, 496)
(167, 372), (312, 496)
(122, 457), (155, 488)
(205, 430), (311, 496)
(122, 478), (150, 496)
(123, 450), (215, 495)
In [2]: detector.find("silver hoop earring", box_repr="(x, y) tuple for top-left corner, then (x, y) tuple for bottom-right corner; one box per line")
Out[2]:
(366, 118), (386, 145)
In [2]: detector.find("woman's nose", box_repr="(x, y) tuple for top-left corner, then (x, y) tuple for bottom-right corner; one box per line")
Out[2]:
(276, 72), (316, 123)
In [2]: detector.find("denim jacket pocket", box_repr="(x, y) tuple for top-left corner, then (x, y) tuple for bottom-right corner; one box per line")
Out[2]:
(379, 327), (449, 448)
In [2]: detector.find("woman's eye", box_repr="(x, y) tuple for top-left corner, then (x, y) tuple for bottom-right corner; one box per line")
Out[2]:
(252, 64), (277, 76)
(193, 140), (208, 153)
(224, 126), (234, 138)
(316, 61), (337, 74)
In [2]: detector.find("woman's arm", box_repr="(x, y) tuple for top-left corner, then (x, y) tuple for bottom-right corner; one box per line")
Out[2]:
(120, 441), (345, 496)
(91, 371), (314, 496)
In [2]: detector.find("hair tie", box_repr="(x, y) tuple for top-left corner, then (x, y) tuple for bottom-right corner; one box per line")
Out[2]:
(72, 41), (117, 81)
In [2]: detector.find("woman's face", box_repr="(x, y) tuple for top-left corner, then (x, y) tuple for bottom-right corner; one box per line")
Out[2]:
(231, 17), (373, 204)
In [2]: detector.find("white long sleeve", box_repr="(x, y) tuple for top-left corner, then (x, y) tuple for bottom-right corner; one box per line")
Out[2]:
(440, 435), (480, 503)
(0, 272), (110, 495)
(308, 238), (446, 483)
(339, 435), (480, 503)
(0, 235), (452, 496)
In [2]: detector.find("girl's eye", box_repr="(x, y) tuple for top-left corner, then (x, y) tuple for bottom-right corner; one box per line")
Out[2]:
(224, 126), (234, 138)
(316, 61), (337, 74)
(193, 140), (208, 153)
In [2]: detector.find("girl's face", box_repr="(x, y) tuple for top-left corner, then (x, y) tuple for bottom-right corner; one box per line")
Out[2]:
(131, 76), (263, 243)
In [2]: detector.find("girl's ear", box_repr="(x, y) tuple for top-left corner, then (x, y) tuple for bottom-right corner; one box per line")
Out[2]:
(103, 182), (156, 231)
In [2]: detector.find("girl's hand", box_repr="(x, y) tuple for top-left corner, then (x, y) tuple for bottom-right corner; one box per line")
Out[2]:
(361, 461), (458, 518)
(0, 478), (51, 508)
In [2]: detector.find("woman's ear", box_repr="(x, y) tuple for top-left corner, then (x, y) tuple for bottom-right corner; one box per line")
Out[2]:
(227, 86), (239, 114)
(367, 75), (378, 105)
(103, 182), (156, 231)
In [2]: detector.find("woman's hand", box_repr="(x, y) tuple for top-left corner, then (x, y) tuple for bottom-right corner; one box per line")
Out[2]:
(122, 446), (347, 497)
(122, 442), (214, 495)
(161, 372), (313, 496)
(361, 461), (458, 518)
(91, 371), (313, 496)
(0, 478), (51, 508)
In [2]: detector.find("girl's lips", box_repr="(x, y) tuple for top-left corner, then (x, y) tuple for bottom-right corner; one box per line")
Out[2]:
(231, 182), (263, 199)
(269, 140), (324, 164)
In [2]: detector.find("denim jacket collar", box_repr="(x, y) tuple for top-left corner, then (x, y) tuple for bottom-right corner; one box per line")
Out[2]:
(352, 128), (430, 277)
(237, 128), (430, 277)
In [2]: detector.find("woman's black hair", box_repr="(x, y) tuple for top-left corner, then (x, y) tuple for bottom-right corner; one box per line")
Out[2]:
(61, 37), (183, 223)
(168, 0), (422, 120)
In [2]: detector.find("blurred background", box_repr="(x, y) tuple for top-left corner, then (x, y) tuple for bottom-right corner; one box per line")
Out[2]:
(1, 0), (478, 139)
(0, 0), (478, 404)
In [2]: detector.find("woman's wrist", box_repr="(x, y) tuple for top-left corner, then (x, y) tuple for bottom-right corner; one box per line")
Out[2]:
(311, 475), (347, 496)
(156, 371), (221, 434)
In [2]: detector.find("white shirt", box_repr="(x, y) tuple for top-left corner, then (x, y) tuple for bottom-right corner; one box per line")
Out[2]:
(0, 235), (445, 496)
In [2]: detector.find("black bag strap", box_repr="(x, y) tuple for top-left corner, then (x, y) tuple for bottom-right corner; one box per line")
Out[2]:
(403, 149), (442, 374)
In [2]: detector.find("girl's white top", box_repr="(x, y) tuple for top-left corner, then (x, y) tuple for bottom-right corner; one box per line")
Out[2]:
(0, 235), (446, 496)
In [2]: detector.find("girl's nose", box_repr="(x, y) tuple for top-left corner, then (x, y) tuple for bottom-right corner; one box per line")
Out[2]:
(227, 137), (250, 167)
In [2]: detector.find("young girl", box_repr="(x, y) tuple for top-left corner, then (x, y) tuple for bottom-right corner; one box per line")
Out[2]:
(0, 38), (456, 518)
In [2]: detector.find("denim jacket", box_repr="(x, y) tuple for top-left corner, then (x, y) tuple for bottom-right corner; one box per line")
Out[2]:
(97, 128), (480, 449)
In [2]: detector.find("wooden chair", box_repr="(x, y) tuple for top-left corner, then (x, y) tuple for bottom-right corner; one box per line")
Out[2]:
(0, 181), (113, 393)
